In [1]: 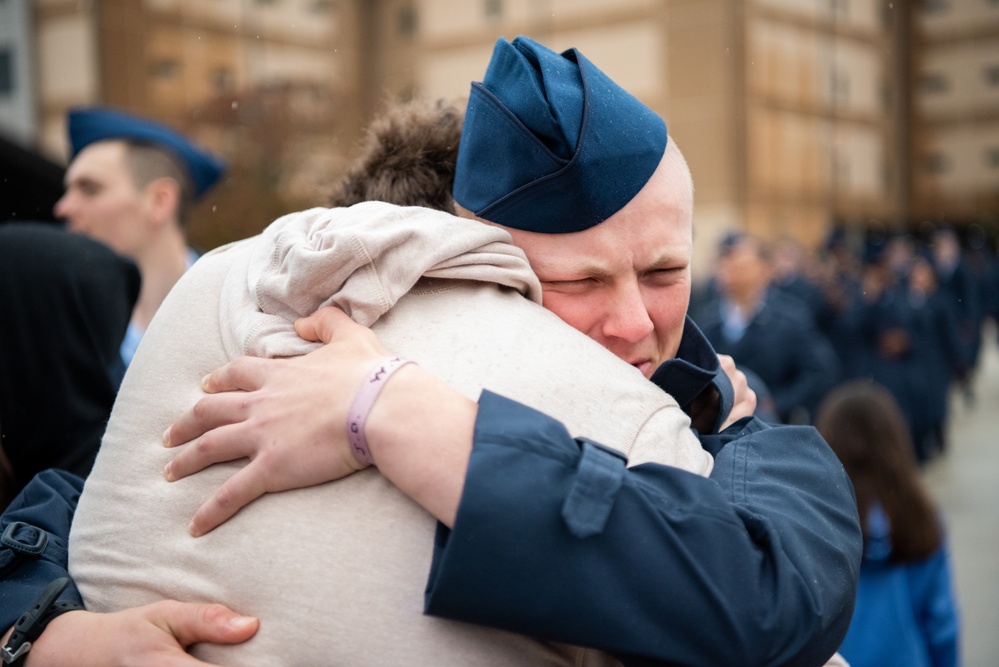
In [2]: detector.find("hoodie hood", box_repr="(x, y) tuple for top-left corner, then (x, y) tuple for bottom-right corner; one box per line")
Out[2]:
(215, 201), (542, 360)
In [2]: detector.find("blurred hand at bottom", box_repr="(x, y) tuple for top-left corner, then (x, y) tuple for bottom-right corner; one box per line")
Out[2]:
(7, 601), (257, 667)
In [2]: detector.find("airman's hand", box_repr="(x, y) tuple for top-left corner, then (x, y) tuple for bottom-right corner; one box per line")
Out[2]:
(163, 307), (394, 537)
(718, 354), (756, 429)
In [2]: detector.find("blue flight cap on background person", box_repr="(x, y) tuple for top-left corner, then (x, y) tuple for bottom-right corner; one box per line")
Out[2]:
(453, 35), (668, 234)
(67, 107), (225, 198)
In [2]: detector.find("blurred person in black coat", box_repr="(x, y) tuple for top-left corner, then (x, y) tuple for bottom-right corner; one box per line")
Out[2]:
(931, 226), (982, 378)
(905, 254), (966, 462)
(0, 223), (140, 508)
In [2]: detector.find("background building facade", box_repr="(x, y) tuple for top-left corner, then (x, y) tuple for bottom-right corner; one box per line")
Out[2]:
(1, 0), (997, 275)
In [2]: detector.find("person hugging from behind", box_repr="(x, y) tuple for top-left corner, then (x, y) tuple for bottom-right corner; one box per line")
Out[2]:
(816, 379), (960, 667)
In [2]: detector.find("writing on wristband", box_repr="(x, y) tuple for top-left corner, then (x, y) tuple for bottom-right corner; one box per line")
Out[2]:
(347, 357), (414, 466)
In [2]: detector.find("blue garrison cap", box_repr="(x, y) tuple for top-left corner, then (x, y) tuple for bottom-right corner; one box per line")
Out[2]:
(453, 36), (667, 234)
(68, 107), (225, 198)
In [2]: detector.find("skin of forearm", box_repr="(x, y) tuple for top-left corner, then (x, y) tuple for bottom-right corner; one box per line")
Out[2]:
(365, 365), (477, 527)
(3, 611), (84, 667)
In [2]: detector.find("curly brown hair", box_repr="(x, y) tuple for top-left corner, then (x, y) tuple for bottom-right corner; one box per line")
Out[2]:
(330, 98), (464, 213)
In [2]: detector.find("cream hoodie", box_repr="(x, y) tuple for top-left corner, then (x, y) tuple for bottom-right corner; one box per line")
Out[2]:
(70, 202), (711, 666)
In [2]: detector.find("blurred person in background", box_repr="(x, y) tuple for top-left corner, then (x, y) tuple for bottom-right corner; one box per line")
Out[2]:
(694, 232), (840, 423)
(816, 238), (867, 380)
(817, 379), (960, 667)
(930, 226), (982, 402)
(54, 107), (224, 379)
(771, 234), (827, 326)
(905, 254), (966, 462)
(0, 223), (139, 507)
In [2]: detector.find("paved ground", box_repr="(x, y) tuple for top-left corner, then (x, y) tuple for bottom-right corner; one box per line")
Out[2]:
(923, 324), (999, 667)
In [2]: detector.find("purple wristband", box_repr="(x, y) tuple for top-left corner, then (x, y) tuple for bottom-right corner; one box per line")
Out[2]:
(347, 357), (414, 466)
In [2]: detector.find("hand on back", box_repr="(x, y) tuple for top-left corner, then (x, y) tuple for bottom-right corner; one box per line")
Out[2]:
(13, 602), (256, 667)
(163, 307), (390, 536)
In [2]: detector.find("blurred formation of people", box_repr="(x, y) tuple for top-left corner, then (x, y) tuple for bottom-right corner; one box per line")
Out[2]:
(691, 221), (999, 466)
(53, 107), (225, 378)
(0, 223), (140, 509)
(816, 379), (960, 667)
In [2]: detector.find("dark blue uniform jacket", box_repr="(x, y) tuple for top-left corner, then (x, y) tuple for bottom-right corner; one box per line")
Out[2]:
(2, 317), (861, 666)
(696, 289), (841, 423)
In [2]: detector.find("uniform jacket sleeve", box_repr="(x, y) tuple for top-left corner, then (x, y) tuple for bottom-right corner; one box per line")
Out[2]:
(0, 469), (84, 630)
(424, 395), (862, 666)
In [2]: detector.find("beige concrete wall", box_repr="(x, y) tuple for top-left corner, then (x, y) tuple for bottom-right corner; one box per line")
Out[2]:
(36, 11), (99, 158)
(143, 0), (339, 41)
(915, 1), (999, 220)
(421, 44), (493, 100)
(920, 0), (999, 36)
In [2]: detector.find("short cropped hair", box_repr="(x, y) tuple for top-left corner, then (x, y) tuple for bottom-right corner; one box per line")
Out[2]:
(122, 140), (196, 224)
(662, 138), (694, 216)
(330, 98), (463, 213)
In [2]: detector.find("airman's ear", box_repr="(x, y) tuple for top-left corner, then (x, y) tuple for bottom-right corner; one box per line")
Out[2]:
(145, 177), (182, 229)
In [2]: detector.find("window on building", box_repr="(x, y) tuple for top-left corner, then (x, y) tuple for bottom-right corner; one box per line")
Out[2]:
(0, 49), (12, 96)
(150, 59), (180, 80)
(919, 72), (950, 94)
(984, 65), (999, 87)
(398, 4), (417, 37)
(485, 0), (503, 19)
(988, 147), (999, 169)
(881, 77), (894, 107)
(831, 69), (849, 105)
(398, 85), (416, 103)
(833, 155), (850, 185)
(924, 152), (950, 174)
(309, 0), (335, 14)
(213, 67), (234, 92)
(920, 0), (950, 12)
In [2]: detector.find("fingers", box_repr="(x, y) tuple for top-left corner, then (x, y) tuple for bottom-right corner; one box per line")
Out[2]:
(165, 390), (256, 448)
(295, 306), (352, 343)
(165, 423), (254, 482)
(716, 354), (757, 429)
(717, 354), (736, 374)
(187, 464), (269, 537)
(200, 356), (274, 394)
(152, 601), (258, 648)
